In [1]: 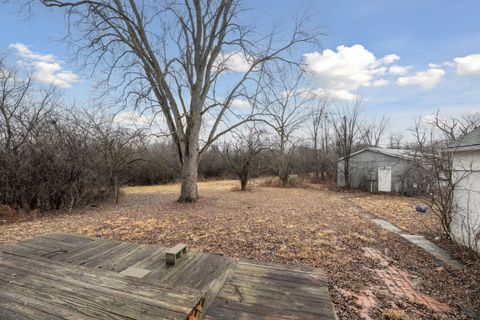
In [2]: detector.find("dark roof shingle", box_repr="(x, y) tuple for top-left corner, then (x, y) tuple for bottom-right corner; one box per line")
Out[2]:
(448, 127), (480, 149)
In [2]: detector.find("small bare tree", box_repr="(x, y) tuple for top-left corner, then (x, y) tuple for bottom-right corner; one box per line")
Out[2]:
(260, 65), (311, 187)
(429, 143), (457, 238)
(308, 95), (330, 181)
(360, 115), (389, 147)
(86, 112), (146, 204)
(406, 116), (433, 193)
(221, 126), (266, 191)
(388, 132), (404, 149)
(410, 112), (480, 240)
(333, 98), (362, 189)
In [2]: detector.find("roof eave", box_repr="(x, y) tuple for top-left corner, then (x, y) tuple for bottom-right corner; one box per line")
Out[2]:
(448, 144), (480, 152)
(337, 148), (416, 162)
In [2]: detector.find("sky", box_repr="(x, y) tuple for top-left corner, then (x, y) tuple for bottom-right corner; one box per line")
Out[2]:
(1, 0), (479, 141)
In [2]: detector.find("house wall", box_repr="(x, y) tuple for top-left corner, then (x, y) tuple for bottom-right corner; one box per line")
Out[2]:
(451, 150), (480, 252)
(337, 151), (416, 193)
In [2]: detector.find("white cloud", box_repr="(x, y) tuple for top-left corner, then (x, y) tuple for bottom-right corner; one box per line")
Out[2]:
(442, 61), (455, 67)
(304, 44), (401, 100)
(454, 54), (480, 75)
(9, 43), (56, 62)
(310, 88), (358, 101)
(378, 54), (400, 65)
(114, 111), (155, 127)
(214, 52), (253, 73)
(9, 42), (79, 88)
(32, 61), (79, 88)
(372, 79), (390, 87)
(388, 65), (410, 76)
(396, 67), (445, 89)
(230, 98), (251, 109)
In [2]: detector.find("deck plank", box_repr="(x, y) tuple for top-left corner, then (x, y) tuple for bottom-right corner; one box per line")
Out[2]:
(0, 234), (337, 320)
(57, 238), (121, 264)
(0, 250), (204, 319)
(0, 252), (200, 303)
(0, 294), (67, 320)
(109, 244), (159, 272)
(205, 260), (337, 320)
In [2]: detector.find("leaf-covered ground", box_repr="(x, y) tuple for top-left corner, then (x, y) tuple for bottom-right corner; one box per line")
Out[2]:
(1, 180), (479, 319)
(347, 193), (441, 238)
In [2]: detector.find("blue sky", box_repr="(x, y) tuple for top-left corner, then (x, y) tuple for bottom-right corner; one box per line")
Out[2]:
(1, 0), (479, 138)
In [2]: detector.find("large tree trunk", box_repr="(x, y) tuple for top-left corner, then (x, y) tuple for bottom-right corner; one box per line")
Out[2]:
(179, 152), (199, 202)
(280, 173), (289, 187)
(178, 101), (202, 202)
(239, 161), (250, 191)
(278, 138), (290, 188)
(279, 161), (289, 187)
(240, 176), (248, 191)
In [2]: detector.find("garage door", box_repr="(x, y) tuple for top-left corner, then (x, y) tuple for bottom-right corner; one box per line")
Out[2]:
(378, 167), (392, 192)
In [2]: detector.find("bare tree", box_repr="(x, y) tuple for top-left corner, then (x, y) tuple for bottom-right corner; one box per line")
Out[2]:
(460, 112), (480, 135)
(409, 112), (480, 240)
(428, 112), (480, 239)
(0, 58), (58, 153)
(221, 126), (266, 190)
(429, 110), (480, 142)
(360, 115), (389, 147)
(33, 0), (319, 202)
(333, 98), (362, 189)
(388, 132), (404, 149)
(308, 95), (330, 181)
(0, 58), (62, 208)
(0, 57), (147, 211)
(405, 116), (432, 194)
(85, 112), (146, 204)
(428, 147), (457, 238)
(260, 65), (311, 187)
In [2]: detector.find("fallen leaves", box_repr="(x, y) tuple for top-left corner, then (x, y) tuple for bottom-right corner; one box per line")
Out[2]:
(382, 308), (408, 320)
(0, 179), (478, 320)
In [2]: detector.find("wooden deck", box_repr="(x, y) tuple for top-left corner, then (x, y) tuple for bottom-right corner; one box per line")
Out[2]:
(0, 233), (337, 319)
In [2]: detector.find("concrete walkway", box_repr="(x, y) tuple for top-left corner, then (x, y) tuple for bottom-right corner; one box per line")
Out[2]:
(372, 219), (402, 233)
(400, 233), (464, 270)
(349, 200), (464, 270)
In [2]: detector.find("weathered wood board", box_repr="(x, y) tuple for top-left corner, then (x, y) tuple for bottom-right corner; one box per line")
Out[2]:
(0, 233), (337, 319)
(204, 261), (337, 319)
(0, 234), (203, 320)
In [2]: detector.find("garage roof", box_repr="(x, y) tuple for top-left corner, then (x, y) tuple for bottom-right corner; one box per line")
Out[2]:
(338, 147), (420, 161)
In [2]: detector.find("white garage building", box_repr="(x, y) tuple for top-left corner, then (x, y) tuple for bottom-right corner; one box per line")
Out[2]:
(449, 127), (480, 252)
(336, 148), (420, 194)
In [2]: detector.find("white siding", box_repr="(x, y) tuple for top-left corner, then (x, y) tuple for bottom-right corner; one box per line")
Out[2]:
(452, 150), (480, 251)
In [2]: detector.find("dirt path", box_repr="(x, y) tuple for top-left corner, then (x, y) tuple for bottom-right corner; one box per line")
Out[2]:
(1, 180), (479, 319)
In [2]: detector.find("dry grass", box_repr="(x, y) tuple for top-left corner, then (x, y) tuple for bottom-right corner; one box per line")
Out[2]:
(124, 179), (239, 194)
(0, 180), (478, 319)
(348, 193), (441, 238)
(256, 176), (313, 188)
(382, 309), (409, 320)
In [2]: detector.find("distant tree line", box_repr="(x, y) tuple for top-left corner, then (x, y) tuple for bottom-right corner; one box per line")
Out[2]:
(0, 55), (392, 212)
(4, 50), (479, 224)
